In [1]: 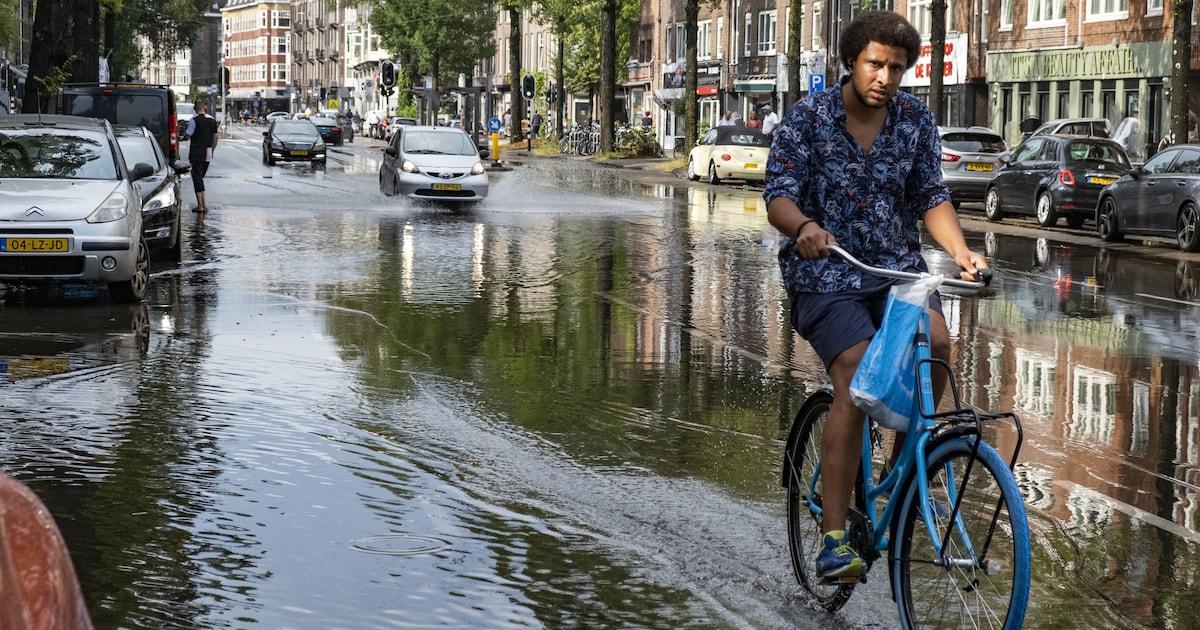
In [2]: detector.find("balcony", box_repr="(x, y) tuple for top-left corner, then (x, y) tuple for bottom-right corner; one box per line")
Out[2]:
(316, 16), (324, 29)
(737, 55), (777, 77)
(328, 49), (339, 60)
(315, 48), (325, 61)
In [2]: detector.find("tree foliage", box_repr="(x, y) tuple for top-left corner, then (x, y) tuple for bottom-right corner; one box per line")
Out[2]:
(369, 0), (495, 84)
(0, 0), (20, 49)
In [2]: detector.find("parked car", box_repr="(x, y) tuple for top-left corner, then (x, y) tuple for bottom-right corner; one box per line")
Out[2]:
(938, 126), (1007, 208)
(686, 125), (769, 184)
(266, 111), (291, 123)
(0, 114), (153, 302)
(309, 115), (344, 146)
(1029, 117), (1113, 139)
(382, 116), (417, 142)
(262, 119), (327, 167)
(379, 125), (489, 202)
(984, 134), (1131, 228)
(338, 112), (355, 143)
(59, 82), (180, 161)
(1096, 143), (1200, 251)
(114, 125), (192, 261)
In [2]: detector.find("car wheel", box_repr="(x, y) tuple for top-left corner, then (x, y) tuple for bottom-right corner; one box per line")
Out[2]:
(1036, 191), (1058, 227)
(167, 215), (183, 262)
(707, 161), (721, 185)
(1097, 196), (1124, 242)
(1178, 202), (1200, 252)
(687, 157), (698, 181)
(108, 237), (150, 303)
(984, 187), (1005, 222)
(1066, 213), (1086, 229)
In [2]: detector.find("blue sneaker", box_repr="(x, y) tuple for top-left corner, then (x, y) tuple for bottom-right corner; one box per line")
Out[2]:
(815, 530), (866, 581)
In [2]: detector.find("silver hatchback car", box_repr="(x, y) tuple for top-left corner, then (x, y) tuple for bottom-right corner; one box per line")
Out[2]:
(939, 126), (1007, 208)
(379, 125), (490, 202)
(0, 114), (153, 302)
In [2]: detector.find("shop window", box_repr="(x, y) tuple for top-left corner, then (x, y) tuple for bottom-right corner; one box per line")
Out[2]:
(1087, 0), (1128, 21)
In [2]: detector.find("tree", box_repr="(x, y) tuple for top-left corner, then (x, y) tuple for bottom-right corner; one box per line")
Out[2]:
(533, 0), (577, 140)
(786, 0), (803, 109)
(599, 0), (618, 151)
(682, 0), (699, 149)
(1170, 0), (1194, 144)
(929, 0), (947, 124)
(370, 0), (495, 124)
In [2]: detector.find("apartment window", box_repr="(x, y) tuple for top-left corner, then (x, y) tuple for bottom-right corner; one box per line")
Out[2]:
(272, 63), (289, 82)
(698, 20), (712, 59)
(798, 6), (806, 53)
(908, 0), (957, 35)
(538, 32), (545, 69)
(1087, 0), (1128, 20)
(665, 25), (674, 62)
(757, 11), (775, 54)
(784, 8), (790, 54)
(1029, 0), (1066, 25)
(676, 24), (685, 60)
(744, 13), (752, 56)
(1146, 0), (1163, 16)
(1000, 0), (1014, 29)
(717, 17), (724, 59)
(273, 36), (287, 54)
(273, 10), (290, 28)
(812, 6), (821, 51)
(259, 10), (267, 28)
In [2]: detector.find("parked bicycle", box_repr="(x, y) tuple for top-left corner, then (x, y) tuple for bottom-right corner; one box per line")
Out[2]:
(783, 245), (1030, 629)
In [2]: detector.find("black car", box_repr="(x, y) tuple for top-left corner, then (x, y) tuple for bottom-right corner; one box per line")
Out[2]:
(1097, 143), (1200, 251)
(59, 82), (180, 161)
(310, 116), (343, 146)
(984, 134), (1131, 228)
(114, 125), (192, 261)
(262, 119), (326, 167)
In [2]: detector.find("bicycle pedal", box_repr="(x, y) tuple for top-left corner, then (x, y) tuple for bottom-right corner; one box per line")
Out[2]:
(819, 574), (866, 586)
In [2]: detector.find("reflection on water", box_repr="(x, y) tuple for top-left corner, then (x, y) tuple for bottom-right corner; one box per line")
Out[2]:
(6, 157), (1200, 627)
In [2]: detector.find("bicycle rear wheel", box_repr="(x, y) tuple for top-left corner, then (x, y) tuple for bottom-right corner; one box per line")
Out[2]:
(784, 392), (856, 612)
(891, 437), (1030, 629)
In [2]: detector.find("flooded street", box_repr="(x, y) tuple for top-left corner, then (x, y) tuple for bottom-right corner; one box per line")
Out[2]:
(1, 130), (1198, 628)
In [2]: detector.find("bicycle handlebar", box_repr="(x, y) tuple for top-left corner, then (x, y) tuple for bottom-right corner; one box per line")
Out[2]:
(826, 244), (992, 290)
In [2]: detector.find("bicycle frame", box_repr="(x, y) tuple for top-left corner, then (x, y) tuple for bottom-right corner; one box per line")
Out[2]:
(805, 245), (1020, 569)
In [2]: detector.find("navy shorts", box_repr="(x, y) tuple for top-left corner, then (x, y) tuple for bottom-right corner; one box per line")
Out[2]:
(790, 271), (944, 371)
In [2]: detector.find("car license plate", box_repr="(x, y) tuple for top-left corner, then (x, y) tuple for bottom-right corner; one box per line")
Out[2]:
(433, 183), (462, 191)
(744, 162), (759, 169)
(1, 237), (68, 252)
(966, 162), (993, 172)
(291, 150), (308, 156)
(1089, 176), (1116, 185)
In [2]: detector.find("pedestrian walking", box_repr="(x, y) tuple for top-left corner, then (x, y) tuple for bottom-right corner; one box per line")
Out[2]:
(182, 101), (219, 213)
(717, 111), (736, 126)
(747, 110), (763, 130)
(763, 10), (987, 583)
(531, 111), (542, 137)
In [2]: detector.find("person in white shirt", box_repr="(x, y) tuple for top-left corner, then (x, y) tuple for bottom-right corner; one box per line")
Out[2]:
(761, 104), (780, 137)
(717, 111), (736, 126)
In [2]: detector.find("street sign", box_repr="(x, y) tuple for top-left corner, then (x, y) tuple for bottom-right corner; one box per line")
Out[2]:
(488, 117), (502, 133)
(809, 73), (825, 93)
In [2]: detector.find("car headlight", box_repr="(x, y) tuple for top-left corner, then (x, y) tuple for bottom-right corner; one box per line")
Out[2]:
(401, 160), (419, 174)
(470, 162), (485, 176)
(143, 185), (177, 212)
(270, 136), (285, 150)
(87, 190), (131, 223)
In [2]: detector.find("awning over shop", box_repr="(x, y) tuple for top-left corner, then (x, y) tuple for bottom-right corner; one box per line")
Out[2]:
(733, 77), (776, 93)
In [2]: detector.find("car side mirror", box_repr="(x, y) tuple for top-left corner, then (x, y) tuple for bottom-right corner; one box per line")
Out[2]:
(385, 146), (398, 157)
(131, 162), (154, 180)
(1130, 166), (1145, 179)
(479, 148), (490, 159)
(263, 131), (269, 137)
(173, 160), (192, 174)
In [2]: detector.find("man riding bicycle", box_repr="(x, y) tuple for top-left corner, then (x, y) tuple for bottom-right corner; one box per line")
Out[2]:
(764, 11), (988, 582)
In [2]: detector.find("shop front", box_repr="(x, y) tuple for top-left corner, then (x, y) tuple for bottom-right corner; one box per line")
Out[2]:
(988, 42), (1173, 161)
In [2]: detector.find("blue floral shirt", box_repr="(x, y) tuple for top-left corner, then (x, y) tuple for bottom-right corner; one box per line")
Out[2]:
(763, 78), (949, 294)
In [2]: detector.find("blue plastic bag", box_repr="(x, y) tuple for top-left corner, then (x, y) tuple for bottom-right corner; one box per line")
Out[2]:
(849, 276), (943, 431)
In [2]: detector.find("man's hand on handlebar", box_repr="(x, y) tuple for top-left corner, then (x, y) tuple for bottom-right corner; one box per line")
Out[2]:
(951, 251), (990, 283)
(793, 221), (836, 259)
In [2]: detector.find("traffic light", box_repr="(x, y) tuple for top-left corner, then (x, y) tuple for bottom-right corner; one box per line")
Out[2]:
(521, 74), (536, 101)
(545, 82), (556, 103)
(221, 67), (230, 95)
(380, 61), (397, 89)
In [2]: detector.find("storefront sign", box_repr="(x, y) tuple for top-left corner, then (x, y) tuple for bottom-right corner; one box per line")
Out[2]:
(901, 34), (967, 87)
(988, 41), (1171, 82)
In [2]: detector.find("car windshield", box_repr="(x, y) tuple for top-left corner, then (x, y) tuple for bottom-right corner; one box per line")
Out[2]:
(115, 133), (161, 171)
(176, 102), (196, 117)
(274, 121), (318, 137)
(1066, 141), (1129, 167)
(0, 128), (119, 179)
(402, 131), (476, 155)
(942, 132), (1006, 153)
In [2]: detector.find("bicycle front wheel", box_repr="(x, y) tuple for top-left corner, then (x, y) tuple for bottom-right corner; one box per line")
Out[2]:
(784, 392), (856, 612)
(891, 437), (1030, 629)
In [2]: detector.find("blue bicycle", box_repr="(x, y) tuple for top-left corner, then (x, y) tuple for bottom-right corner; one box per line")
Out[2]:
(783, 245), (1031, 629)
